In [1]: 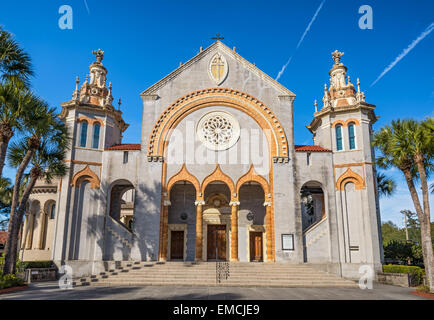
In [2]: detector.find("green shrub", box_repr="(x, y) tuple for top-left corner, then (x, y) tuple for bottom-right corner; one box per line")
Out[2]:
(21, 261), (53, 269)
(0, 273), (25, 290)
(383, 264), (425, 285)
(415, 285), (430, 293)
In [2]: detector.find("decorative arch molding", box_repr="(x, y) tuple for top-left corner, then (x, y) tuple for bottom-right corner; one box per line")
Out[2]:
(336, 168), (365, 191)
(331, 118), (360, 128)
(331, 120), (345, 128)
(70, 165), (100, 189)
(236, 164), (270, 196)
(77, 116), (105, 127)
(166, 164), (200, 198)
(147, 88), (288, 160)
(200, 164), (236, 200)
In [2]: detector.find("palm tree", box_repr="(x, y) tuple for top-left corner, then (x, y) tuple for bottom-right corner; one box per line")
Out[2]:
(0, 177), (12, 230)
(374, 118), (434, 292)
(2, 104), (69, 275)
(0, 26), (33, 87)
(0, 26), (34, 179)
(376, 172), (396, 197)
(0, 83), (35, 178)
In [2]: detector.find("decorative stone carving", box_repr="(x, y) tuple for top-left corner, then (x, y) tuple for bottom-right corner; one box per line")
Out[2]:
(208, 53), (228, 85)
(196, 111), (240, 151)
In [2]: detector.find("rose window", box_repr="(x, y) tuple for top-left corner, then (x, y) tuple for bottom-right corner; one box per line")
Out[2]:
(197, 111), (240, 151)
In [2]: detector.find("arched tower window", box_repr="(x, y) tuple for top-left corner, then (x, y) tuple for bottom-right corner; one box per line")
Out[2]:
(49, 202), (56, 219)
(92, 123), (101, 149)
(335, 125), (343, 151)
(348, 123), (356, 150)
(79, 121), (88, 147)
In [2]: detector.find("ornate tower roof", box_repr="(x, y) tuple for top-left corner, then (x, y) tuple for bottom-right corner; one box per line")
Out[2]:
(307, 50), (377, 133)
(60, 49), (128, 132)
(321, 50), (365, 110)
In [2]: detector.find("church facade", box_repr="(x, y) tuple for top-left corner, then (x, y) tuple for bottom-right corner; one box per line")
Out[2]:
(19, 41), (383, 279)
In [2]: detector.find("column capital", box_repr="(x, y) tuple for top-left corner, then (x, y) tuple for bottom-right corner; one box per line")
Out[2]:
(263, 201), (272, 207)
(194, 200), (205, 206)
(163, 200), (171, 206)
(229, 201), (240, 206)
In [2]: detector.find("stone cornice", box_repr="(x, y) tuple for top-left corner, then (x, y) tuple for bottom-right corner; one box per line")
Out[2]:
(59, 100), (129, 133)
(307, 102), (378, 133)
(140, 41), (296, 97)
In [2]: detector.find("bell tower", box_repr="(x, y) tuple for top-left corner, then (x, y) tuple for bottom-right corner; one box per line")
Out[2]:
(307, 51), (383, 274)
(60, 49), (128, 154)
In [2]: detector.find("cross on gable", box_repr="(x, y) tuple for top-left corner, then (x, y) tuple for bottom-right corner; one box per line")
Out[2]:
(212, 33), (224, 40)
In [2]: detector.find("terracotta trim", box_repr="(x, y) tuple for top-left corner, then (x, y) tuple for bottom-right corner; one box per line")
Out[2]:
(200, 164), (236, 200)
(76, 115), (105, 127)
(70, 165), (101, 189)
(65, 160), (102, 166)
(331, 118), (360, 128)
(147, 88), (288, 158)
(335, 168), (365, 190)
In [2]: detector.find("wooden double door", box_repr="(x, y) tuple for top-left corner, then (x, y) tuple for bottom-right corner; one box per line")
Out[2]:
(170, 230), (184, 260)
(207, 225), (227, 261)
(250, 232), (263, 262)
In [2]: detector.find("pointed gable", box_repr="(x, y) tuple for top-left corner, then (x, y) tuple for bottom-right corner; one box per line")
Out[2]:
(140, 41), (295, 97)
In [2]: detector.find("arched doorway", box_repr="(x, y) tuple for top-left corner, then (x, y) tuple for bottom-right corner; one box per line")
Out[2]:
(167, 181), (196, 261)
(239, 182), (266, 262)
(300, 181), (325, 231)
(203, 182), (231, 261)
(109, 180), (136, 230)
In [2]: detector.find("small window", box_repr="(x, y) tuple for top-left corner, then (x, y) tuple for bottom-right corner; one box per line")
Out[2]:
(306, 152), (311, 166)
(92, 123), (101, 149)
(49, 203), (56, 219)
(123, 151), (129, 164)
(348, 123), (356, 150)
(79, 121), (88, 147)
(335, 125), (343, 151)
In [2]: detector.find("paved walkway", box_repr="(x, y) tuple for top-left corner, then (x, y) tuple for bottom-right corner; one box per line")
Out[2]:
(0, 282), (429, 300)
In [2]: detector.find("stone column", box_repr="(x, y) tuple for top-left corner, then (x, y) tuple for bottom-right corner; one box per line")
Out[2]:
(229, 201), (240, 262)
(22, 214), (29, 250)
(159, 200), (171, 261)
(26, 213), (35, 249)
(264, 201), (273, 262)
(38, 210), (48, 249)
(194, 200), (205, 261)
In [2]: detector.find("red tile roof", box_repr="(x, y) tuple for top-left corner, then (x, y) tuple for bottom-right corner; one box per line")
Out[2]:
(0, 231), (7, 244)
(106, 144), (141, 151)
(294, 145), (331, 152)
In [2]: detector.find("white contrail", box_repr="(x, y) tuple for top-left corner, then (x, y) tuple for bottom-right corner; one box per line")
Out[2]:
(276, 0), (325, 81)
(83, 0), (90, 14)
(295, 0), (325, 50)
(371, 22), (434, 87)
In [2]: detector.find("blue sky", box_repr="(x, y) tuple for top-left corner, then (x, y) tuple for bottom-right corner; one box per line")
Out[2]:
(0, 0), (433, 226)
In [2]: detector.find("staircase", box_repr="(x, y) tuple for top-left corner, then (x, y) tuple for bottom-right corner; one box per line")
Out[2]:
(73, 262), (358, 288)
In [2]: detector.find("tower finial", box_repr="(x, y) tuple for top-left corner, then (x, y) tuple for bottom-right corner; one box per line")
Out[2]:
(331, 50), (344, 64)
(118, 98), (121, 111)
(92, 49), (104, 63)
(314, 100), (318, 113)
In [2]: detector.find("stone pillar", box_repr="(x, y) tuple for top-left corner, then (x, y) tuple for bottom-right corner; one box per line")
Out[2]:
(194, 200), (205, 261)
(38, 210), (48, 250)
(264, 201), (273, 261)
(22, 214), (29, 250)
(26, 213), (35, 249)
(159, 200), (171, 261)
(229, 201), (240, 262)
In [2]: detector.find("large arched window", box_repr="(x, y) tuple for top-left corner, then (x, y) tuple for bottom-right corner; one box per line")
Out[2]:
(335, 125), (343, 151)
(348, 123), (356, 150)
(92, 123), (101, 149)
(79, 121), (88, 147)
